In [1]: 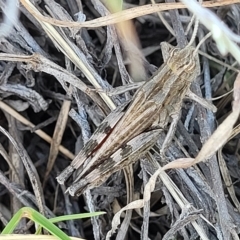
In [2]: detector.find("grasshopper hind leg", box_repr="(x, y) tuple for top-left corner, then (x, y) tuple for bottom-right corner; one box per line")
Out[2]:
(159, 110), (181, 157)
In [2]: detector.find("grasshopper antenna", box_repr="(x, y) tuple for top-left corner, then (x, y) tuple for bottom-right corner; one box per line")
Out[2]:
(186, 0), (205, 48)
(194, 32), (212, 55)
(186, 16), (199, 48)
(184, 9), (212, 55)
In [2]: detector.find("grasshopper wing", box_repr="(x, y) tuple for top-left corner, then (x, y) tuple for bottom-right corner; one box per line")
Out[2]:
(67, 129), (162, 196)
(57, 101), (130, 184)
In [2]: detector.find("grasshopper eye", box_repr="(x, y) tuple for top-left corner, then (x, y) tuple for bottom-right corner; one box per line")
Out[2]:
(166, 48), (182, 70)
(185, 58), (196, 73)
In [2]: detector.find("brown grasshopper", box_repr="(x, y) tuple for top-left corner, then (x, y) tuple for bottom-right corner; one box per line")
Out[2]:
(57, 42), (216, 196)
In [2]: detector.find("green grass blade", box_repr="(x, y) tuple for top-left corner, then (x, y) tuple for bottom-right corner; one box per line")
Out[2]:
(48, 211), (106, 223)
(2, 207), (71, 240)
(1, 208), (23, 234)
(29, 208), (71, 240)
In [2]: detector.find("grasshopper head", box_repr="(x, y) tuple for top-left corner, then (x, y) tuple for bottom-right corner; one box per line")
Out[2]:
(164, 44), (200, 77)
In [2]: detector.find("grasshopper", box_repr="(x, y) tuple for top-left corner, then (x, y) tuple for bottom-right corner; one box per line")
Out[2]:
(57, 42), (216, 196)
